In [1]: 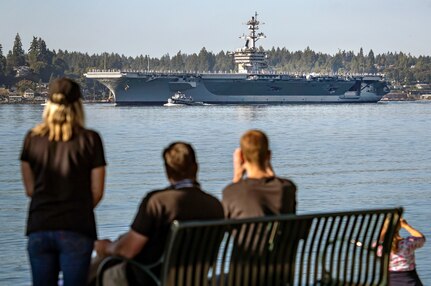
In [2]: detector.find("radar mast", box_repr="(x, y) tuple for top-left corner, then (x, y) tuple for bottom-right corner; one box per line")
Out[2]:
(233, 12), (267, 73)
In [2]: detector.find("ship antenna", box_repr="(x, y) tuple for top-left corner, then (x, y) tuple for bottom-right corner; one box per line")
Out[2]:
(246, 11), (266, 49)
(234, 12), (268, 73)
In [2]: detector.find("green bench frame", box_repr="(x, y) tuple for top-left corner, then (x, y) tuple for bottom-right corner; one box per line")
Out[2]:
(97, 207), (402, 286)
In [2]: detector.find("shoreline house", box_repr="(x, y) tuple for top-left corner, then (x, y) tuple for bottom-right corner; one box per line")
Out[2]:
(33, 93), (46, 102)
(23, 89), (35, 100)
(8, 92), (23, 103)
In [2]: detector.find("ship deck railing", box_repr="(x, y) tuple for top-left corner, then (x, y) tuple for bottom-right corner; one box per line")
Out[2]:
(85, 69), (384, 78)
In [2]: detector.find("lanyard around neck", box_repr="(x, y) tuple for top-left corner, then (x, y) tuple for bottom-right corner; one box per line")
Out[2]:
(171, 179), (197, 189)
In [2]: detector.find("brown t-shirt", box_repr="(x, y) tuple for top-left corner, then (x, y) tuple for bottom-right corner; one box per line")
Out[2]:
(20, 129), (106, 240)
(222, 177), (297, 219)
(129, 182), (224, 284)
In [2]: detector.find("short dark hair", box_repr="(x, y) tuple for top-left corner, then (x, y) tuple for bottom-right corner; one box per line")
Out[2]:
(163, 142), (198, 181)
(240, 129), (269, 169)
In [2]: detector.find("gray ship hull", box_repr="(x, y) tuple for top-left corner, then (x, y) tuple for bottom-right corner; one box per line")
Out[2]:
(86, 72), (388, 104)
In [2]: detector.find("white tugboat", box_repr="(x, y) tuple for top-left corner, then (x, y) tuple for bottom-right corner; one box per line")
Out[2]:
(164, 91), (205, 106)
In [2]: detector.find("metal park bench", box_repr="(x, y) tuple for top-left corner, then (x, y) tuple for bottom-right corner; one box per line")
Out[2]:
(97, 207), (402, 286)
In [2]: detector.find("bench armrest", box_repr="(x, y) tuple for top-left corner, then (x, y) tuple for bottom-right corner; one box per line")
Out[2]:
(96, 255), (163, 286)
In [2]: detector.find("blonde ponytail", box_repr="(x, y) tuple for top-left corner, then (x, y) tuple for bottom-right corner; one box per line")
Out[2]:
(32, 98), (85, 141)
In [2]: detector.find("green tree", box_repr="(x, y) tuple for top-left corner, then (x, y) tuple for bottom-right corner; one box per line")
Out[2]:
(28, 36), (39, 68)
(12, 33), (26, 66)
(16, 79), (36, 92)
(314, 53), (330, 74)
(52, 57), (68, 76)
(366, 49), (377, 74)
(198, 47), (214, 72)
(214, 51), (234, 72)
(171, 51), (185, 71)
(106, 53), (123, 70)
(357, 47), (365, 73)
(6, 50), (15, 76)
(300, 46), (317, 73)
(185, 53), (198, 72)
(36, 38), (52, 63)
(0, 44), (6, 77)
(51, 50), (69, 76)
(331, 52), (343, 74)
(159, 54), (171, 71)
(28, 37), (56, 81)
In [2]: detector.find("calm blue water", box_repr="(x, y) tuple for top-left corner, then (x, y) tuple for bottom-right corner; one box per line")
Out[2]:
(0, 102), (430, 285)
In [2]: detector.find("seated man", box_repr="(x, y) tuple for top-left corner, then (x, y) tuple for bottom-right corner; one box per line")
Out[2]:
(94, 142), (224, 285)
(222, 129), (297, 218)
(221, 130), (300, 283)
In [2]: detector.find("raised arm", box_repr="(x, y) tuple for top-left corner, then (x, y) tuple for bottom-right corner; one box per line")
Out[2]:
(232, 148), (245, 183)
(401, 218), (425, 238)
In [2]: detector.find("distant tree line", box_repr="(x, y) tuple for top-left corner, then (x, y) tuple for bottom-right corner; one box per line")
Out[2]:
(0, 33), (430, 92)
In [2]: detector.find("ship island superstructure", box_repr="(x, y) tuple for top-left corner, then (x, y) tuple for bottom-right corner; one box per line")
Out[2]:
(233, 13), (267, 73)
(85, 13), (389, 104)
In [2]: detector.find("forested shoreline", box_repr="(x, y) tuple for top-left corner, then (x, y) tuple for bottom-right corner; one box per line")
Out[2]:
(0, 33), (430, 94)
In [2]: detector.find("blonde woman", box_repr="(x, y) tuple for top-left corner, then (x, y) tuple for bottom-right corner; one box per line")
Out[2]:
(20, 78), (106, 286)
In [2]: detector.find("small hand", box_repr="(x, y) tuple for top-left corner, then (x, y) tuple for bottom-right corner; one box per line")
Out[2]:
(399, 217), (424, 238)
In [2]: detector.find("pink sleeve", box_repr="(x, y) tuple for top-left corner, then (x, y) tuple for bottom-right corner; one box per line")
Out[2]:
(405, 236), (425, 250)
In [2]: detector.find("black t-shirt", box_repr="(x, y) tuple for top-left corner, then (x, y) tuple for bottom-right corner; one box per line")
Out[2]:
(222, 177), (297, 219)
(20, 128), (106, 240)
(129, 184), (224, 284)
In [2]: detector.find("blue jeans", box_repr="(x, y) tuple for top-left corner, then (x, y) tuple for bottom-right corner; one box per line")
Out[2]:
(27, 231), (94, 286)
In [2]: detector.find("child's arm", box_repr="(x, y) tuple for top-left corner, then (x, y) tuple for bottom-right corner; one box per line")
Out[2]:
(401, 218), (425, 238)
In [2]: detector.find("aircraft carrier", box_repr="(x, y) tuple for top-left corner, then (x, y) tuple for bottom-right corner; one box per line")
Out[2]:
(85, 13), (389, 105)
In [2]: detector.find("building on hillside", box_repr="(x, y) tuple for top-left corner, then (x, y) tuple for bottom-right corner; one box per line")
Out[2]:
(408, 89), (431, 99)
(14, 66), (31, 77)
(36, 82), (48, 89)
(8, 93), (23, 103)
(23, 89), (35, 100)
(34, 93), (46, 102)
(416, 83), (431, 90)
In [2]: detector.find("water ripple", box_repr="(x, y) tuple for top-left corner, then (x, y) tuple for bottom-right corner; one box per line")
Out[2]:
(1, 102), (430, 284)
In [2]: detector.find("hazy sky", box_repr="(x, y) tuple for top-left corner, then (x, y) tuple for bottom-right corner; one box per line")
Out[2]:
(1, 0), (430, 57)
